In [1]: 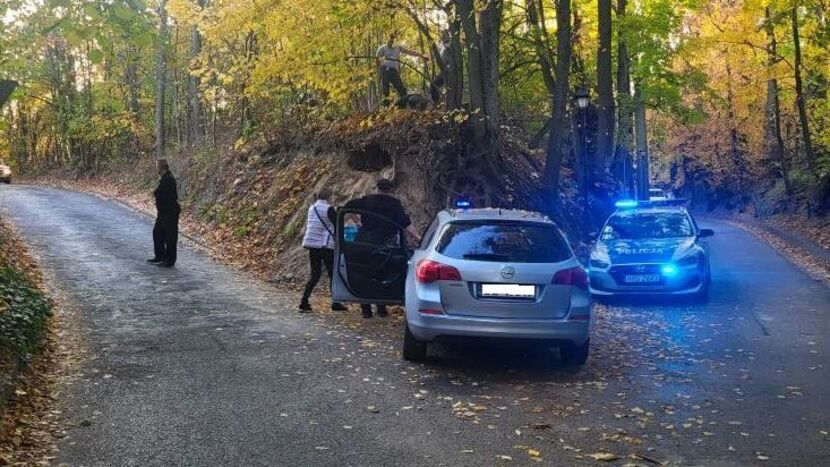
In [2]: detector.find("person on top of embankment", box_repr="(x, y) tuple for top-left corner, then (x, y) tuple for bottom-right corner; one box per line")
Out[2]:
(376, 32), (429, 106)
(429, 29), (453, 104)
(299, 188), (348, 313)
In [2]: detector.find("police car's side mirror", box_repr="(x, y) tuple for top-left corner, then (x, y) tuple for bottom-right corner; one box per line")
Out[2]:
(698, 228), (714, 238)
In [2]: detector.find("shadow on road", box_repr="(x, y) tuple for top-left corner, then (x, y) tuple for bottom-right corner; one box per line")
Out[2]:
(595, 294), (709, 308)
(423, 338), (598, 383)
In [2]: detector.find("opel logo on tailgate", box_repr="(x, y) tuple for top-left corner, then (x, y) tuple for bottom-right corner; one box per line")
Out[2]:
(500, 265), (515, 279)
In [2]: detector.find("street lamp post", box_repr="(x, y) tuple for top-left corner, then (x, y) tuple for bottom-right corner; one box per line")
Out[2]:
(575, 88), (590, 111)
(574, 87), (590, 193)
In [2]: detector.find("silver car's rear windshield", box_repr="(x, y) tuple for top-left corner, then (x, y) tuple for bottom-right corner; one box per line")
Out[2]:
(436, 221), (571, 263)
(602, 212), (693, 240)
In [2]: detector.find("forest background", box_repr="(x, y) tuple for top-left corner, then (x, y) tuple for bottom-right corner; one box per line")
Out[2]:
(1, 0), (828, 269)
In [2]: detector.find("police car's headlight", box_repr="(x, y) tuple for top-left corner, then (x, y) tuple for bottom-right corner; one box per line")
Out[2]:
(589, 245), (611, 269)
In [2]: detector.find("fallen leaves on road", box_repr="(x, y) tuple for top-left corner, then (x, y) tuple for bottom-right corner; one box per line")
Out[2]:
(587, 452), (620, 461)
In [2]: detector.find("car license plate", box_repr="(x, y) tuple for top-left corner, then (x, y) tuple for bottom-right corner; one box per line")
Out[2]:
(624, 274), (661, 284)
(481, 284), (535, 298)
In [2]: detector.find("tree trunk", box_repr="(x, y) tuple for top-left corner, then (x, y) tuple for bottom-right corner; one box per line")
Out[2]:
(791, 7), (815, 173)
(171, 22), (183, 147)
(454, 0), (502, 150)
(570, 5), (591, 193)
(124, 45), (140, 118)
(764, 7), (791, 194)
(634, 81), (649, 200)
(615, 0), (633, 195)
(445, 13), (464, 110)
(525, 0), (556, 97)
(596, 0), (614, 179)
(239, 30), (256, 137)
(724, 63), (745, 195)
(478, 0), (503, 144)
(188, 0), (206, 146)
(456, 0), (485, 144)
(543, 0), (571, 195)
(155, 0), (168, 161)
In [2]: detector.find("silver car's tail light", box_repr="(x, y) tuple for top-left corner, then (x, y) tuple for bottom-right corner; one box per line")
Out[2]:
(415, 260), (462, 283)
(552, 266), (589, 290)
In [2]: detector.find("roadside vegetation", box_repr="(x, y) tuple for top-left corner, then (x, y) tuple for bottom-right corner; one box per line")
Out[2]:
(0, 222), (52, 412)
(0, 221), (73, 464)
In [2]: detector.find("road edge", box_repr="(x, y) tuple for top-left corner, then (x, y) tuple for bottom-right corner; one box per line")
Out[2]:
(706, 215), (830, 287)
(0, 218), (86, 464)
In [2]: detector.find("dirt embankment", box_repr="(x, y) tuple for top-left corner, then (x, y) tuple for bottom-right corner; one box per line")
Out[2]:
(26, 110), (607, 287)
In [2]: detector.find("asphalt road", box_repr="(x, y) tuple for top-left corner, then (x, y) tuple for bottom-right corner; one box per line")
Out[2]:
(1, 185), (829, 467)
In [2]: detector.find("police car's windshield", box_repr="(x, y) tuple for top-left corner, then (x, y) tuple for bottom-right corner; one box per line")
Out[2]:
(602, 212), (693, 240)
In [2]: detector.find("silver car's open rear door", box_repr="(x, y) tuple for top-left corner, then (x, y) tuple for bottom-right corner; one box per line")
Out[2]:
(332, 208), (407, 305)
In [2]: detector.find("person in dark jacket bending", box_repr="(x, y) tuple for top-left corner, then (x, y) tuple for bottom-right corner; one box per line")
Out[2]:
(344, 178), (421, 319)
(148, 159), (181, 268)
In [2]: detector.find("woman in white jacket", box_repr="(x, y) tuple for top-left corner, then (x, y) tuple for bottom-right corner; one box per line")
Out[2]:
(299, 188), (347, 312)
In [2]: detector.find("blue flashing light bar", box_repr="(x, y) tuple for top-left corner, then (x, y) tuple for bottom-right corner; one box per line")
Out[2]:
(455, 197), (473, 209)
(615, 199), (687, 209)
(614, 199), (639, 209)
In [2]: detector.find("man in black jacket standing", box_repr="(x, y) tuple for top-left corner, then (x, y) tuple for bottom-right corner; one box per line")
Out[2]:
(148, 159), (181, 268)
(344, 178), (421, 318)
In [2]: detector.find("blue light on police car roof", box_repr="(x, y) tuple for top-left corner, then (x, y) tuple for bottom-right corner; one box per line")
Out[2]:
(661, 264), (678, 277)
(615, 199), (638, 209)
(455, 198), (472, 209)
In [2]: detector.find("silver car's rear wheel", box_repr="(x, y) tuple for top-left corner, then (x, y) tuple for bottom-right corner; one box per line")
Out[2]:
(402, 323), (427, 362)
(560, 339), (590, 366)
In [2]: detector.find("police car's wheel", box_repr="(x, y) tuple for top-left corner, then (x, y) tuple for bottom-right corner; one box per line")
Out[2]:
(402, 323), (427, 363)
(560, 339), (590, 366)
(693, 284), (710, 302)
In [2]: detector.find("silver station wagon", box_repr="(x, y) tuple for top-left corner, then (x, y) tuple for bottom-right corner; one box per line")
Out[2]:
(332, 207), (591, 365)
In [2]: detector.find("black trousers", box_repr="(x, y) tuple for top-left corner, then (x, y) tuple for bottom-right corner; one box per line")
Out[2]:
(380, 68), (407, 104)
(153, 214), (179, 265)
(301, 248), (334, 304)
(361, 303), (387, 315)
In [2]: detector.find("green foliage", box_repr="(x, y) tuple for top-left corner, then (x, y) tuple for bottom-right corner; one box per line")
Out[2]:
(0, 261), (51, 366)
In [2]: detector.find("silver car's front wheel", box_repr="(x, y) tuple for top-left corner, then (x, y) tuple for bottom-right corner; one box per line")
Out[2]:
(402, 323), (427, 363)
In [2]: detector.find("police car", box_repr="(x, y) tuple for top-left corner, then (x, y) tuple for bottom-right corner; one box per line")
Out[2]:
(588, 199), (713, 299)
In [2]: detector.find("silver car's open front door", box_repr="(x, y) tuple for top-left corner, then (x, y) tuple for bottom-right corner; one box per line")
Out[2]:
(332, 208), (407, 305)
